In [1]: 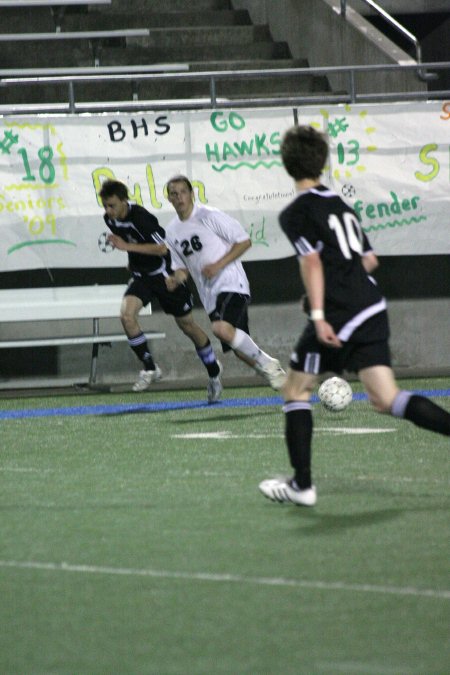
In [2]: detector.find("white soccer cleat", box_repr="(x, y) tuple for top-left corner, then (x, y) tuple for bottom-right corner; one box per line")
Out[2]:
(259, 478), (317, 506)
(256, 358), (286, 390)
(132, 365), (162, 392)
(207, 361), (223, 404)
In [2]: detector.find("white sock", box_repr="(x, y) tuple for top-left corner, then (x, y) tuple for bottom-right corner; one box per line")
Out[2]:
(230, 328), (272, 366)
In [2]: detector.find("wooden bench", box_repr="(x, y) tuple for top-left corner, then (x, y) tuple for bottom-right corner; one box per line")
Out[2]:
(0, 29), (150, 65)
(0, 285), (165, 387)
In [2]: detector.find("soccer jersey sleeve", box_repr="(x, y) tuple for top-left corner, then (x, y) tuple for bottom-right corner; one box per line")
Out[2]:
(361, 230), (374, 255)
(167, 242), (186, 272)
(164, 226), (186, 272)
(132, 206), (165, 245)
(279, 201), (318, 257)
(204, 208), (250, 245)
(103, 213), (114, 231)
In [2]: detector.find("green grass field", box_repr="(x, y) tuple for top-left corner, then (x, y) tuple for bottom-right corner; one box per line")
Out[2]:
(1, 377), (449, 675)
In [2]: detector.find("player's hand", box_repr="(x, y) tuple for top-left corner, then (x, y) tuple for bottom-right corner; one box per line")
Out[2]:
(315, 320), (342, 348)
(107, 234), (126, 251)
(202, 262), (221, 279)
(165, 276), (179, 292)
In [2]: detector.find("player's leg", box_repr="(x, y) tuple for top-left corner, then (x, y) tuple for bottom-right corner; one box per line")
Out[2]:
(156, 278), (222, 402)
(174, 312), (223, 403)
(358, 364), (399, 412)
(210, 292), (286, 390)
(174, 312), (220, 375)
(359, 365), (450, 435)
(259, 368), (318, 506)
(121, 282), (161, 391)
(259, 325), (324, 506)
(282, 368), (318, 489)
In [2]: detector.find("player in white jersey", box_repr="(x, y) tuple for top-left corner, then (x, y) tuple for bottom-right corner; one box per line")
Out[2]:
(165, 175), (286, 390)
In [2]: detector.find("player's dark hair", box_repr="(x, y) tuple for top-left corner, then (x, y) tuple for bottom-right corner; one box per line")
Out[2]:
(281, 125), (328, 181)
(166, 175), (194, 193)
(98, 179), (129, 201)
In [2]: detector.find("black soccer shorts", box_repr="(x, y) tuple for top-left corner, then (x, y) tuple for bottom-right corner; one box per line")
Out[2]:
(290, 315), (392, 375)
(208, 292), (250, 353)
(125, 274), (194, 318)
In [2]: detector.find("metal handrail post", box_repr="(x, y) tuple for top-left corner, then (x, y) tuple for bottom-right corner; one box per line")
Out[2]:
(349, 68), (356, 103)
(209, 76), (217, 108)
(68, 80), (75, 113)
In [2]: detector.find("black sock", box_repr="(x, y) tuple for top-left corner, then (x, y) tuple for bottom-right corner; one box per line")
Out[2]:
(284, 402), (313, 489)
(128, 332), (156, 371)
(196, 340), (221, 378)
(403, 394), (450, 436)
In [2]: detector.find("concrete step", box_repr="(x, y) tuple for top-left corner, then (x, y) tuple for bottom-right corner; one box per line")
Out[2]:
(0, 23), (289, 69)
(63, 9), (251, 30)
(0, 8), (55, 32)
(0, 0), (233, 22)
(1, 38), (293, 69)
(0, 37), (140, 69)
(190, 58), (310, 71)
(0, 39), (291, 69)
(101, 40), (292, 64)
(107, 0), (232, 11)
(127, 25), (272, 49)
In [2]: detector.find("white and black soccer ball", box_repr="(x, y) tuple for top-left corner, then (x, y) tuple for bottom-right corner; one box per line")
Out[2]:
(97, 231), (115, 253)
(318, 376), (353, 412)
(342, 183), (356, 198)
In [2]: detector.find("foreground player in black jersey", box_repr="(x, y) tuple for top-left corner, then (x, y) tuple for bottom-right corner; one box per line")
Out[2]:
(99, 180), (223, 402)
(259, 125), (450, 507)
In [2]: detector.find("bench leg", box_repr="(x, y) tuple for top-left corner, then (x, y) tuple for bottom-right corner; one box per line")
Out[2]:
(89, 318), (100, 386)
(89, 343), (100, 386)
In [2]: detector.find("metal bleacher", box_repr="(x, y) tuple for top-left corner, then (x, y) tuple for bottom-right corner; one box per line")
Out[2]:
(0, 1), (449, 115)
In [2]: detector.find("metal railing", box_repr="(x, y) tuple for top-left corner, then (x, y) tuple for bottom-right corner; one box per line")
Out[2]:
(0, 61), (449, 115)
(339, 0), (437, 81)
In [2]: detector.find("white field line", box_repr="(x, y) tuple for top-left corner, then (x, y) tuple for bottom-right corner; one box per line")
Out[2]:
(0, 559), (448, 600)
(315, 661), (416, 675)
(0, 467), (53, 473)
(172, 428), (396, 439)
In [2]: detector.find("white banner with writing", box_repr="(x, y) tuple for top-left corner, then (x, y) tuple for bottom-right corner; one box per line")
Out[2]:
(0, 101), (449, 271)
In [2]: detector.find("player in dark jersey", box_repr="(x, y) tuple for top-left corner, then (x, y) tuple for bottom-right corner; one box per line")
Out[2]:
(259, 125), (450, 507)
(99, 180), (223, 402)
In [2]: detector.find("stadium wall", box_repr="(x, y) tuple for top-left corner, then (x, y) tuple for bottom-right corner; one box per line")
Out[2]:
(1, 101), (449, 385)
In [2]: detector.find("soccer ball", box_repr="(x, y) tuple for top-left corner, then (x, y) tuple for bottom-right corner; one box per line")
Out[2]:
(342, 183), (356, 198)
(318, 376), (353, 412)
(98, 231), (115, 253)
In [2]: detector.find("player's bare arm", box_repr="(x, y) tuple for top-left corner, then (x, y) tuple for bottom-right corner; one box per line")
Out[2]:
(166, 268), (189, 292)
(300, 252), (342, 348)
(361, 251), (379, 274)
(202, 239), (251, 279)
(107, 233), (167, 256)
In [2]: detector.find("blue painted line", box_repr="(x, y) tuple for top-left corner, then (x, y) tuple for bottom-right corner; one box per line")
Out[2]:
(1, 395), (281, 420)
(0, 388), (449, 421)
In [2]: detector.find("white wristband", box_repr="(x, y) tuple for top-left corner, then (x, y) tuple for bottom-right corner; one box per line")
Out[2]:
(311, 309), (325, 321)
